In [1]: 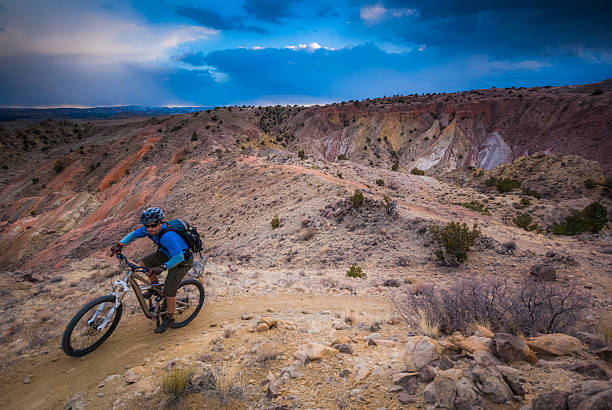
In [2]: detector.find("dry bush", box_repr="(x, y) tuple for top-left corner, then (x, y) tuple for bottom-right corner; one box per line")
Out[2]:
(597, 322), (612, 346)
(417, 308), (440, 338)
(395, 278), (591, 337)
(163, 364), (196, 397)
(223, 327), (236, 338)
(190, 364), (245, 405)
(256, 343), (279, 363)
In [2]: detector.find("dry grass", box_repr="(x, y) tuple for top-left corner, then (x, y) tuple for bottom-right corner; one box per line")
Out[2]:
(163, 364), (196, 397)
(212, 364), (245, 403)
(256, 343), (279, 363)
(223, 327), (236, 338)
(417, 308), (440, 339)
(596, 321), (612, 345)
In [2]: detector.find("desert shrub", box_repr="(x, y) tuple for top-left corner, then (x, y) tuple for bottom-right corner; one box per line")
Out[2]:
(591, 89), (603, 96)
(383, 194), (397, 216)
(53, 161), (64, 174)
(430, 222), (480, 266)
(484, 176), (497, 187)
(346, 264), (365, 278)
(520, 198), (531, 207)
(298, 150), (305, 159)
(461, 200), (490, 215)
(513, 212), (538, 231)
(163, 364), (196, 397)
(337, 154), (347, 160)
(584, 178), (597, 189)
(256, 343), (279, 363)
(495, 178), (521, 193)
(223, 327), (235, 338)
(522, 187), (542, 199)
(376, 178), (384, 186)
(411, 168), (425, 176)
(392, 162), (399, 171)
(191, 132), (198, 141)
(606, 177), (612, 190)
(336, 172), (343, 179)
(270, 215), (280, 229)
(395, 278), (591, 336)
(350, 189), (364, 208)
(31, 177), (39, 184)
(549, 202), (608, 235)
(189, 365), (245, 405)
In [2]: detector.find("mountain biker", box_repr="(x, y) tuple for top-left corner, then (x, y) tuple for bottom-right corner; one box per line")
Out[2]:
(110, 207), (193, 333)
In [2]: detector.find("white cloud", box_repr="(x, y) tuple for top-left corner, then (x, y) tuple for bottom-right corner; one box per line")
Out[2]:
(392, 8), (417, 17)
(468, 56), (551, 73)
(360, 4), (387, 22)
(418, 45), (427, 52)
(285, 42), (335, 51)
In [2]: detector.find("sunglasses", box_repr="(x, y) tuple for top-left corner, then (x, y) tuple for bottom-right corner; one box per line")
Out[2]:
(145, 223), (160, 228)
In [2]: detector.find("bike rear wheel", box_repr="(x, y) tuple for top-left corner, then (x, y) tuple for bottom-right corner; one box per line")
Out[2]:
(173, 279), (205, 328)
(62, 295), (123, 357)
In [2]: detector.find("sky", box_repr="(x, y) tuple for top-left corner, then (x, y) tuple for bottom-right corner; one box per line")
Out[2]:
(0, 0), (610, 107)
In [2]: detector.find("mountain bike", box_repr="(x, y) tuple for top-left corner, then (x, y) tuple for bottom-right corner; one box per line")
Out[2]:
(61, 252), (206, 357)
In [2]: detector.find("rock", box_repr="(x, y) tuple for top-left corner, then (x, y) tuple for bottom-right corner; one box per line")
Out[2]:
(241, 313), (253, 320)
(392, 373), (419, 394)
(472, 364), (514, 404)
(531, 391), (568, 410)
(293, 350), (308, 362)
(530, 263), (557, 281)
(423, 374), (457, 408)
(439, 356), (454, 370)
(455, 377), (480, 410)
(418, 365), (437, 382)
(389, 384), (404, 393)
(255, 322), (269, 332)
(333, 343), (353, 355)
(306, 343), (338, 361)
(375, 339), (396, 347)
(366, 332), (383, 340)
(449, 334), (491, 353)
(383, 279), (401, 287)
(569, 361), (609, 380)
(266, 380), (280, 399)
(497, 365), (526, 396)
(398, 392), (416, 404)
(403, 336), (440, 372)
(592, 346), (612, 362)
(211, 344), (224, 352)
(526, 334), (587, 358)
(24, 375), (32, 384)
(488, 333), (537, 364)
(332, 336), (351, 345)
(64, 391), (87, 410)
(474, 325), (494, 338)
(368, 338), (377, 346)
(125, 371), (142, 384)
(332, 320), (349, 330)
(473, 349), (502, 366)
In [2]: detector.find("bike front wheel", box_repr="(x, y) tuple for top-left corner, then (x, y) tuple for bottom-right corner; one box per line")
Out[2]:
(173, 279), (205, 328)
(62, 295), (123, 357)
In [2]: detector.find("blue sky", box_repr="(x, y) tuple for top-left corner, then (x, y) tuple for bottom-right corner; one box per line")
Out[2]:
(0, 0), (610, 107)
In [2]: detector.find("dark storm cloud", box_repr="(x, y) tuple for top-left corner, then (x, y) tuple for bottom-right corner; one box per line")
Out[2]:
(242, 0), (298, 24)
(174, 51), (207, 67)
(174, 5), (267, 33)
(0, 26), (5, 31)
(359, 0), (612, 57)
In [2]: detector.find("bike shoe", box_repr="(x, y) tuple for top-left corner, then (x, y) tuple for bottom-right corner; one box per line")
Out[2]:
(154, 315), (175, 333)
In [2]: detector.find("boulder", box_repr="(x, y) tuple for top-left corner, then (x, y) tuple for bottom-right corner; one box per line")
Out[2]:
(472, 364), (514, 404)
(63, 392), (87, 410)
(488, 333), (537, 364)
(473, 349), (502, 366)
(531, 391), (569, 410)
(423, 374), (457, 408)
(333, 343), (353, 355)
(306, 343), (338, 361)
(569, 361), (609, 380)
(449, 334), (491, 353)
(393, 373), (419, 394)
(403, 336), (440, 372)
(497, 365), (526, 396)
(418, 365), (437, 382)
(526, 334), (587, 357)
(455, 377), (480, 410)
(530, 263), (557, 281)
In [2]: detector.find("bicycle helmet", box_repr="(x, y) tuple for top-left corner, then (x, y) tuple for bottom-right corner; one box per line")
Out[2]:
(140, 207), (164, 225)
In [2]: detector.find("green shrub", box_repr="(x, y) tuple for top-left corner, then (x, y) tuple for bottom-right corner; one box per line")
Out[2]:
(162, 364), (195, 397)
(606, 177), (612, 190)
(591, 89), (603, 96)
(31, 177), (39, 184)
(522, 188), (542, 199)
(346, 264), (365, 278)
(411, 168), (425, 176)
(584, 179), (597, 189)
(191, 132), (198, 141)
(298, 150), (305, 159)
(392, 162), (399, 171)
(337, 154), (347, 160)
(337, 172), (343, 179)
(461, 200), (490, 215)
(520, 198), (531, 207)
(484, 176), (497, 187)
(495, 178), (521, 193)
(270, 215), (280, 229)
(376, 178), (384, 187)
(513, 213), (538, 231)
(350, 189), (364, 208)
(430, 222), (480, 266)
(549, 202), (608, 235)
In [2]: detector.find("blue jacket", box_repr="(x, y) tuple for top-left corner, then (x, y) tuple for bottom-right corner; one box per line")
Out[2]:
(120, 224), (192, 269)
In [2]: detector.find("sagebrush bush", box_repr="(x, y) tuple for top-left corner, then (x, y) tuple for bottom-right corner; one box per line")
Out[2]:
(461, 200), (490, 215)
(549, 201), (608, 235)
(411, 168), (425, 176)
(54, 161), (64, 174)
(513, 212), (538, 231)
(350, 189), (364, 208)
(376, 178), (384, 186)
(495, 178), (521, 193)
(163, 364), (196, 397)
(298, 150), (305, 159)
(270, 215), (280, 229)
(395, 278), (591, 336)
(346, 264), (365, 278)
(430, 221), (480, 266)
(392, 162), (399, 171)
(584, 178), (597, 189)
(522, 187), (542, 199)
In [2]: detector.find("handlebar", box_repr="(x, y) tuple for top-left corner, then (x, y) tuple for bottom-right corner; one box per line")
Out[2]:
(115, 252), (148, 272)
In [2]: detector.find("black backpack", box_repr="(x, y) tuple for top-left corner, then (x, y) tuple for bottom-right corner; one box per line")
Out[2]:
(158, 219), (203, 254)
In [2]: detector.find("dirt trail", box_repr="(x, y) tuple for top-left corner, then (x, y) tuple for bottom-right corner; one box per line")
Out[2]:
(0, 293), (393, 410)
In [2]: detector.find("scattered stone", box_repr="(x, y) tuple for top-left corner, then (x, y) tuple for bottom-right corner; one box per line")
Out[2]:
(398, 392), (416, 404)
(472, 364), (514, 404)
(306, 343), (338, 361)
(569, 361), (609, 380)
(24, 375), (32, 384)
(473, 349), (502, 366)
(526, 334), (587, 358)
(403, 336), (440, 372)
(256, 322), (269, 332)
(531, 391), (569, 410)
(332, 320), (349, 330)
(375, 339), (396, 347)
(439, 356), (454, 370)
(498, 365), (527, 396)
(418, 365), (437, 382)
(211, 344), (224, 352)
(333, 343), (353, 355)
(389, 384), (404, 393)
(393, 373), (419, 394)
(241, 313), (253, 320)
(530, 264), (557, 281)
(423, 374), (457, 408)
(488, 333), (537, 364)
(64, 391), (87, 410)
(125, 371), (142, 384)
(455, 377), (480, 410)
(383, 279), (400, 287)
